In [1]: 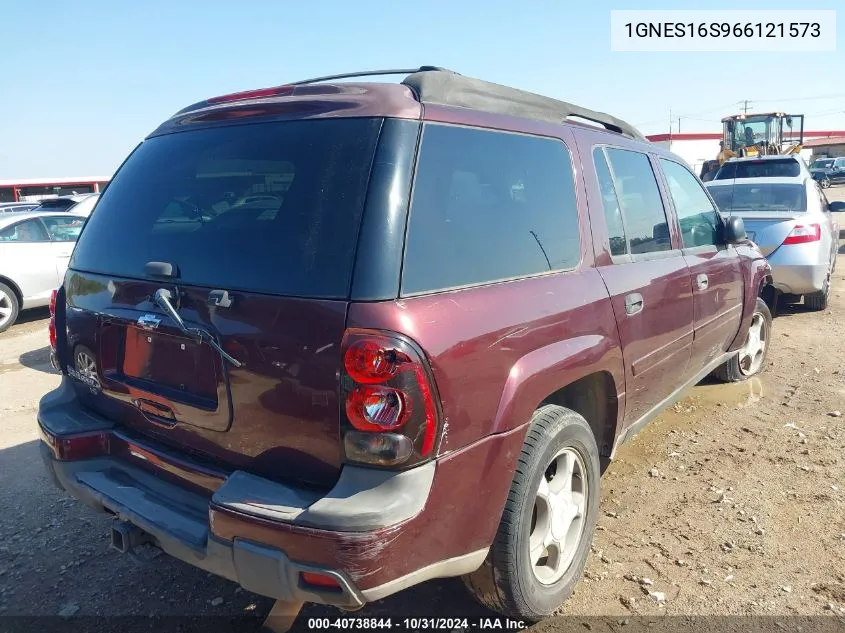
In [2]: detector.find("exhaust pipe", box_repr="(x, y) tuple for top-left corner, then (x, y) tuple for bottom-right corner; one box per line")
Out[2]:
(110, 519), (150, 554)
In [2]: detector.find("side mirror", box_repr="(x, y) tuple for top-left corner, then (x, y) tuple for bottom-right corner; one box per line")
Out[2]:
(830, 201), (845, 213)
(723, 216), (747, 244)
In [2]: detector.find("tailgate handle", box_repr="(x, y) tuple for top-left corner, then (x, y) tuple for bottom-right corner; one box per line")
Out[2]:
(134, 398), (177, 425)
(696, 274), (709, 291)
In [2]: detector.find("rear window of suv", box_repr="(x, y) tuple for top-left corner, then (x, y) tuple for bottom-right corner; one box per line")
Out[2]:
(401, 124), (580, 295)
(70, 118), (382, 299)
(714, 158), (800, 180)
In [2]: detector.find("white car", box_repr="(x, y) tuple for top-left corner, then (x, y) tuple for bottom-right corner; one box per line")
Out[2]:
(0, 211), (87, 332)
(706, 175), (844, 310)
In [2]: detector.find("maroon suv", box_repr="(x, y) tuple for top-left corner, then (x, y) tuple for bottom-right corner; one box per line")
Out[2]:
(38, 67), (773, 627)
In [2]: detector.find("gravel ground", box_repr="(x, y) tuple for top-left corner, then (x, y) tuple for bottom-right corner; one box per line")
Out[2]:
(2, 188), (845, 631)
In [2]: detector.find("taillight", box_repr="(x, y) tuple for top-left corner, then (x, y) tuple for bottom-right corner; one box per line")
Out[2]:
(48, 288), (58, 352)
(340, 329), (441, 468)
(782, 223), (821, 245)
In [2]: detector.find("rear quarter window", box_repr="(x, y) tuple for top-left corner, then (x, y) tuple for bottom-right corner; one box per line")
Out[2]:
(401, 124), (580, 295)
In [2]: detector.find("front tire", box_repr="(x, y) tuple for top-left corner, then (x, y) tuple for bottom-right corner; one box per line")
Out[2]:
(714, 297), (771, 382)
(462, 405), (600, 622)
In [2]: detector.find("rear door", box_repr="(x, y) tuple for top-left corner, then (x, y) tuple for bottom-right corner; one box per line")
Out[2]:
(41, 214), (85, 279)
(0, 217), (57, 303)
(63, 116), (384, 488)
(593, 146), (694, 425)
(657, 158), (743, 372)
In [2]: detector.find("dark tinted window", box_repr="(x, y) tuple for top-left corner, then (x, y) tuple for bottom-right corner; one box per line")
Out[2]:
(660, 159), (721, 248)
(604, 148), (671, 255)
(593, 147), (627, 256)
(402, 124), (580, 295)
(706, 183), (808, 212)
(71, 118), (382, 298)
(715, 158), (800, 180)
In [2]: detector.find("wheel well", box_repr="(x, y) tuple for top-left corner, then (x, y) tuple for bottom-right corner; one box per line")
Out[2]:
(0, 275), (22, 306)
(539, 372), (618, 461)
(759, 275), (777, 314)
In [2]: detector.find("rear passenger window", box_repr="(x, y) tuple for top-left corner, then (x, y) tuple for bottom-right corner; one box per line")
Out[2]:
(593, 148), (628, 257)
(604, 148), (671, 255)
(402, 124), (580, 295)
(659, 159), (721, 248)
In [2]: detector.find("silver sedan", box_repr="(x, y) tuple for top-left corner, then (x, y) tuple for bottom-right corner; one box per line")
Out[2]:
(0, 211), (87, 332)
(706, 176), (844, 311)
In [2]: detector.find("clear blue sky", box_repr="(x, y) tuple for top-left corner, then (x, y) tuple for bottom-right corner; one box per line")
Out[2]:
(1, 0), (842, 178)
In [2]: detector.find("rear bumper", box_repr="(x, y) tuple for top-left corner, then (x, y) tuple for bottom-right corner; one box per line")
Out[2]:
(768, 263), (828, 295)
(767, 245), (830, 295)
(37, 378), (509, 605)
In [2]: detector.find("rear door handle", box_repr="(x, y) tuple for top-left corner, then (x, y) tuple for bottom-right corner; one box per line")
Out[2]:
(696, 274), (709, 291)
(624, 293), (644, 315)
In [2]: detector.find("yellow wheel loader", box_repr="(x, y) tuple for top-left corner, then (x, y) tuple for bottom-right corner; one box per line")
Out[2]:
(717, 112), (805, 166)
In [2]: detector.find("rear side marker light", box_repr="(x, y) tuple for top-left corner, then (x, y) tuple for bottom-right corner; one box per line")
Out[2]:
(783, 223), (821, 245)
(300, 571), (341, 590)
(48, 288), (58, 352)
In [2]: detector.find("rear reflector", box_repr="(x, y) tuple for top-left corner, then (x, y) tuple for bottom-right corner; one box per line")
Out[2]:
(300, 571), (341, 590)
(40, 427), (110, 461)
(782, 223), (821, 245)
(207, 85), (295, 104)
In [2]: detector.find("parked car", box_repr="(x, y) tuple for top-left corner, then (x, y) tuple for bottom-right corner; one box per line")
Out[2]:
(809, 157), (845, 189)
(706, 174), (842, 310)
(38, 67), (773, 628)
(31, 193), (99, 216)
(0, 202), (40, 214)
(713, 155), (811, 181)
(0, 211), (86, 332)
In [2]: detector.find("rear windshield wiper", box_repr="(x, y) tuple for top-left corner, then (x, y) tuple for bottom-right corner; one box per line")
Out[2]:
(153, 288), (244, 368)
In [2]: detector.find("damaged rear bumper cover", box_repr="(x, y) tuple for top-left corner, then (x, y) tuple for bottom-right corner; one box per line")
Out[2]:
(38, 379), (487, 607)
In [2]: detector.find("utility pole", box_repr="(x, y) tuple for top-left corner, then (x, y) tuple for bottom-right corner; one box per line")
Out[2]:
(738, 100), (752, 114)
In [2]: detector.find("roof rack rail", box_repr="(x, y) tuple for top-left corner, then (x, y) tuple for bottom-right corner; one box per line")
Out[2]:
(288, 66), (644, 141)
(287, 66), (453, 86)
(400, 69), (645, 141)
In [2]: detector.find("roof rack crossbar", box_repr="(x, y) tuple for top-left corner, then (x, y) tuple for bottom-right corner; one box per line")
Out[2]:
(287, 66), (453, 86)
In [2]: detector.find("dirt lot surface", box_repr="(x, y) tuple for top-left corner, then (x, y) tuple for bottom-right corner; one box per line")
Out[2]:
(2, 189), (845, 631)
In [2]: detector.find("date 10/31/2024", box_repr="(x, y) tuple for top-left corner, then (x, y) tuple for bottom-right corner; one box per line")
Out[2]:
(306, 617), (527, 630)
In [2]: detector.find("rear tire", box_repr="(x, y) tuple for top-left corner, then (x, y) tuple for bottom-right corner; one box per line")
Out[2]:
(714, 297), (771, 382)
(462, 405), (600, 622)
(804, 269), (831, 311)
(0, 282), (20, 334)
